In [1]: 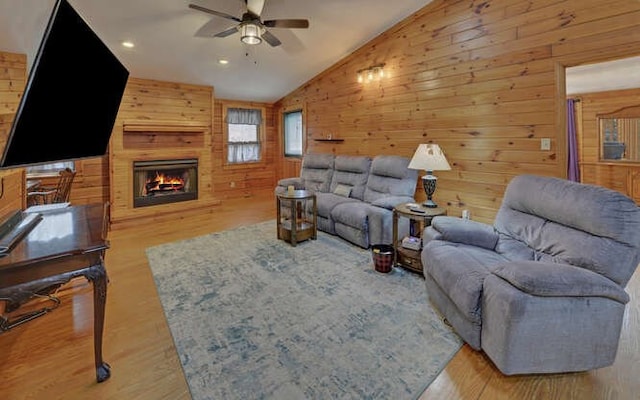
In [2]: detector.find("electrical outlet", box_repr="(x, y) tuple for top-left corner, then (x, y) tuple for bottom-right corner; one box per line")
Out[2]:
(230, 181), (236, 188)
(540, 138), (551, 151)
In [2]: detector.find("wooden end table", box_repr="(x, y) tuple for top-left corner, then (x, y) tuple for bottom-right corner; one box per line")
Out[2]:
(392, 203), (446, 275)
(276, 190), (317, 246)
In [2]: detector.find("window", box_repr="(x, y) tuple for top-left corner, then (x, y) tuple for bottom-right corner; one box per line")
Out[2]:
(225, 107), (263, 164)
(26, 161), (75, 176)
(283, 110), (303, 157)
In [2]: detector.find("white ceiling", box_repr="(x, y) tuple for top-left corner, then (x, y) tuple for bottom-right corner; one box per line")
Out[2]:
(1, 0), (638, 103)
(566, 55), (640, 95)
(0, 0), (431, 102)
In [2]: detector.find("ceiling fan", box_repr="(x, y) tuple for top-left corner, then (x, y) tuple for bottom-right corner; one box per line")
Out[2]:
(189, 0), (309, 47)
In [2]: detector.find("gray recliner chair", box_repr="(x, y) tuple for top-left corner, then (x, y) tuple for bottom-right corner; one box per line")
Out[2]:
(421, 175), (640, 375)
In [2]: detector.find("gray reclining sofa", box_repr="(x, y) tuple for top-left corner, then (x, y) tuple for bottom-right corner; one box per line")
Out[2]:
(276, 153), (418, 248)
(421, 174), (640, 375)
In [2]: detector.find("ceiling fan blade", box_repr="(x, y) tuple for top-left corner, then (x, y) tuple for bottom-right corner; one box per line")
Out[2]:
(261, 29), (282, 47)
(195, 19), (229, 37)
(189, 4), (242, 23)
(263, 19), (309, 29)
(215, 26), (239, 38)
(246, 0), (265, 17)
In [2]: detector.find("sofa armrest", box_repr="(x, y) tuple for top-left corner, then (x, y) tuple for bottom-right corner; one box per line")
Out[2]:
(277, 177), (305, 189)
(430, 216), (499, 250)
(493, 261), (629, 304)
(370, 195), (415, 210)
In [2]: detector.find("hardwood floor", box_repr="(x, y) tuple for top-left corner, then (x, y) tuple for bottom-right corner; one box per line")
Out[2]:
(0, 195), (638, 399)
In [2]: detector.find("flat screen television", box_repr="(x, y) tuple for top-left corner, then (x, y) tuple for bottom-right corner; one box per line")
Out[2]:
(0, 0), (129, 169)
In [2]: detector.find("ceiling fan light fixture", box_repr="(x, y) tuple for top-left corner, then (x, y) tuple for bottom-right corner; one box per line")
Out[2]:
(240, 23), (262, 45)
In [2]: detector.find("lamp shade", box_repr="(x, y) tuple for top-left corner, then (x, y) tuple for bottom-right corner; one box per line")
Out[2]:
(408, 144), (451, 172)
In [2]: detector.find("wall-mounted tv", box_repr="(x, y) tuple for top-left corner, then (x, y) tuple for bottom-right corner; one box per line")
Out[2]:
(0, 0), (129, 169)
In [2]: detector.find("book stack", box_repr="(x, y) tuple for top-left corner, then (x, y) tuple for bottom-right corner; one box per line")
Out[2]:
(401, 236), (421, 251)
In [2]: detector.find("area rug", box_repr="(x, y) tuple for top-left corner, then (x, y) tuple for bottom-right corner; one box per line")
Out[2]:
(146, 221), (462, 400)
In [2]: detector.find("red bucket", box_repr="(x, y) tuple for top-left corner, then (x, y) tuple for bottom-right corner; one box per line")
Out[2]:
(371, 244), (394, 273)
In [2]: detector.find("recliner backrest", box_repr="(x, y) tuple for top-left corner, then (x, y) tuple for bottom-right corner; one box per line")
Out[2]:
(300, 153), (335, 192)
(494, 175), (640, 286)
(328, 156), (372, 200)
(363, 155), (417, 203)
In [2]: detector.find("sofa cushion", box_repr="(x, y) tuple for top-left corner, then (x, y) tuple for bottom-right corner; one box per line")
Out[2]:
(332, 202), (370, 248)
(331, 202), (368, 230)
(315, 192), (357, 219)
(424, 239), (509, 323)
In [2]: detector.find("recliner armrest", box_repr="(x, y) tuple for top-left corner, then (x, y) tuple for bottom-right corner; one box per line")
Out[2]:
(492, 261), (629, 304)
(430, 216), (499, 250)
(370, 195), (415, 210)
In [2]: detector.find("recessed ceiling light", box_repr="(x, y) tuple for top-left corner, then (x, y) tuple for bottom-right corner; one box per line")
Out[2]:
(218, 59), (229, 65)
(122, 41), (134, 48)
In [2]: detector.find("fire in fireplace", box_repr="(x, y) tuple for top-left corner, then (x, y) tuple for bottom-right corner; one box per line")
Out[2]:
(133, 159), (198, 207)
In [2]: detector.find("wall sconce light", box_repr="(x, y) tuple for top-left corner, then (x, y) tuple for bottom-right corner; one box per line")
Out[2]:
(357, 63), (385, 83)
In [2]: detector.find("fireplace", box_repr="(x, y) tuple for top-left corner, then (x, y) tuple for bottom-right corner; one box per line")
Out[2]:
(133, 159), (198, 207)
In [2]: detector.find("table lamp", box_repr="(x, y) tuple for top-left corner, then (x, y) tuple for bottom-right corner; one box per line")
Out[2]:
(408, 144), (451, 208)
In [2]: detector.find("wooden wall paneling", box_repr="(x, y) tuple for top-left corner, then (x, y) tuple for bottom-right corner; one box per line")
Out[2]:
(275, 0), (640, 223)
(108, 79), (218, 226)
(576, 87), (640, 198)
(0, 169), (25, 216)
(0, 51), (26, 209)
(211, 100), (278, 200)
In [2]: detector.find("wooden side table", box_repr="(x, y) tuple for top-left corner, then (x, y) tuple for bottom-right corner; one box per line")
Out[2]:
(392, 203), (446, 275)
(276, 190), (317, 246)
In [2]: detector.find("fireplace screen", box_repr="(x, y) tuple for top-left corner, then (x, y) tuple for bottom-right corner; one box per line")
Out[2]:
(133, 159), (198, 207)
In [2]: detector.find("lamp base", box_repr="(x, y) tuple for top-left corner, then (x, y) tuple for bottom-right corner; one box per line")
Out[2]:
(422, 199), (438, 208)
(421, 173), (439, 208)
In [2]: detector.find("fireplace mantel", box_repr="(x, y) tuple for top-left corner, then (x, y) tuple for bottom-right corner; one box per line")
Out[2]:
(123, 120), (209, 132)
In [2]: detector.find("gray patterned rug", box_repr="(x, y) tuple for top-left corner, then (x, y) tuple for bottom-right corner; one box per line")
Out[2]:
(146, 221), (462, 400)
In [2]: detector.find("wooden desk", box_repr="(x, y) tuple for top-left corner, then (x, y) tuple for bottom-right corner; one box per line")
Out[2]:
(0, 204), (111, 382)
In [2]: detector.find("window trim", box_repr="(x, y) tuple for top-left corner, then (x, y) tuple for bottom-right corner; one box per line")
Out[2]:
(222, 102), (267, 169)
(280, 103), (306, 159)
(283, 109), (304, 158)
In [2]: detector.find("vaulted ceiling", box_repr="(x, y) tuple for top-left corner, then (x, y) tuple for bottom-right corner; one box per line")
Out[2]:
(0, 0), (432, 102)
(0, 0), (638, 103)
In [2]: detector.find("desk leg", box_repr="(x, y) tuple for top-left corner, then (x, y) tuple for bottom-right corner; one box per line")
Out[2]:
(86, 263), (111, 383)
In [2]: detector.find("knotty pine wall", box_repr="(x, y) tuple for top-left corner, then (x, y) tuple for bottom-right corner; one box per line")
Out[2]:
(576, 87), (640, 202)
(275, 0), (640, 223)
(109, 78), (214, 226)
(0, 51), (27, 214)
(109, 79), (278, 227)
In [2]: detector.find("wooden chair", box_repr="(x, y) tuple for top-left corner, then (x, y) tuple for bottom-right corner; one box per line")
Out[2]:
(26, 168), (76, 206)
